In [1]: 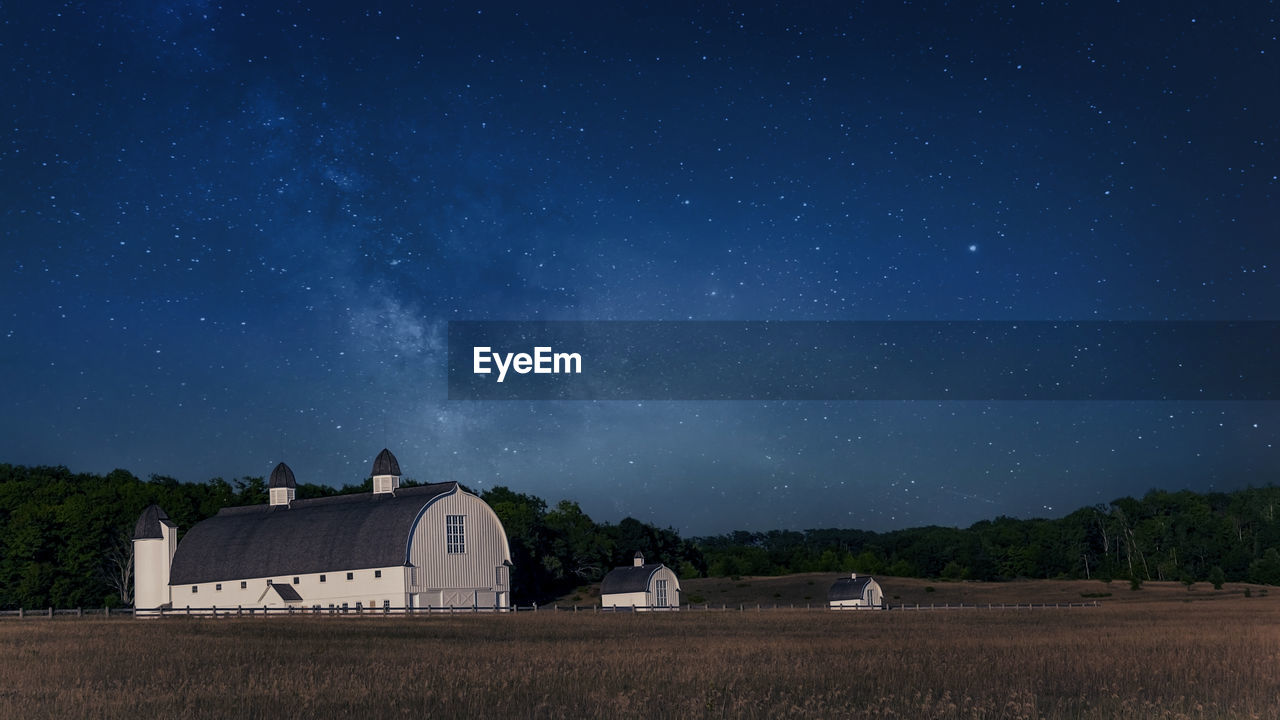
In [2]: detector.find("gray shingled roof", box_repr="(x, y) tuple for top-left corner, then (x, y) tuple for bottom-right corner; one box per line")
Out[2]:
(372, 448), (401, 476)
(828, 576), (875, 602)
(269, 462), (297, 489)
(169, 482), (456, 585)
(601, 564), (665, 594)
(268, 583), (303, 602)
(132, 504), (174, 540)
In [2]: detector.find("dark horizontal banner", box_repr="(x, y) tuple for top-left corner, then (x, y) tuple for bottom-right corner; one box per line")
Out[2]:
(447, 321), (1279, 401)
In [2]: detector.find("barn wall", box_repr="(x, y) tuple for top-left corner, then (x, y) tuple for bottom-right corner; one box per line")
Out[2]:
(649, 566), (681, 607)
(170, 565), (406, 611)
(407, 489), (512, 607)
(601, 591), (649, 608)
(866, 579), (884, 606)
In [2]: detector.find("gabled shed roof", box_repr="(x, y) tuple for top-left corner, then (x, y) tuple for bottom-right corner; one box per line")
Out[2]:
(601, 564), (666, 594)
(828, 576), (876, 601)
(268, 583), (303, 602)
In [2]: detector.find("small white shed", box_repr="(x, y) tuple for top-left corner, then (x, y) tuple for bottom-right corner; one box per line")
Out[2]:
(828, 573), (884, 609)
(600, 552), (681, 610)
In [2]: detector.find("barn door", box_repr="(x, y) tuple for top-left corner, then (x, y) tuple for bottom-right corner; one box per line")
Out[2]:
(441, 589), (474, 607)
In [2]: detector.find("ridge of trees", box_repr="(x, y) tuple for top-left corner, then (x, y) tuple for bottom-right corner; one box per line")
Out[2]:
(695, 487), (1280, 586)
(0, 462), (1277, 609)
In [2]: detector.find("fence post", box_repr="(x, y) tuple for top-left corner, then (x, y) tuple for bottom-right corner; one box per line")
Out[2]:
(18, 608), (22, 619)
(48, 607), (53, 618)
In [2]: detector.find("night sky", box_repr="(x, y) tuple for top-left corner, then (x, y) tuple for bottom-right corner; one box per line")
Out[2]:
(3, 2), (1277, 535)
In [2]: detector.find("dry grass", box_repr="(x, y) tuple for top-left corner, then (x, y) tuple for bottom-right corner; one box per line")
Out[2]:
(3, 599), (1279, 719)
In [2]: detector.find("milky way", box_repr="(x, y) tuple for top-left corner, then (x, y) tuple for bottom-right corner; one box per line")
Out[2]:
(2, 2), (1277, 533)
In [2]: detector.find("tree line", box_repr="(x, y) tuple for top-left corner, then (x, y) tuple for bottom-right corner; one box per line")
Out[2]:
(695, 487), (1280, 587)
(1, 462), (1278, 609)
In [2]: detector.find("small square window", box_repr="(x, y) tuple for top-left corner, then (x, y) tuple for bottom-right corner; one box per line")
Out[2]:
(191, 585), (198, 593)
(215, 583), (222, 591)
(346, 572), (354, 581)
(292, 577), (299, 584)
(320, 575), (326, 583)
(240, 581), (247, 589)
(374, 570), (382, 578)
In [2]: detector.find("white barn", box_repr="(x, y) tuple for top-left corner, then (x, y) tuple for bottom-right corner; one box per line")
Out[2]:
(828, 573), (884, 609)
(600, 552), (680, 610)
(133, 448), (513, 614)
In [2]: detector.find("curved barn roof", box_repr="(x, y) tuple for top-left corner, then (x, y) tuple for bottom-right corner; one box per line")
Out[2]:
(372, 448), (401, 476)
(268, 462), (297, 489)
(132, 504), (174, 540)
(169, 482), (456, 585)
(828, 576), (875, 601)
(601, 564), (666, 594)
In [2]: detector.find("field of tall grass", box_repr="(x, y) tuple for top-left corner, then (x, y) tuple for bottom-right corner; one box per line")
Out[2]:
(3, 598), (1278, 719)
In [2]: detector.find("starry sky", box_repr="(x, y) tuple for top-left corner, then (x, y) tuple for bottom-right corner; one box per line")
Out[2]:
(3, 1), (1277, 535)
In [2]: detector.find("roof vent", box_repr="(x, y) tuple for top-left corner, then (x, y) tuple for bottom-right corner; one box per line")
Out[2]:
(371, 448), (401, 495)
(269, 462), (296, 507)
(634, 551), (645, 567)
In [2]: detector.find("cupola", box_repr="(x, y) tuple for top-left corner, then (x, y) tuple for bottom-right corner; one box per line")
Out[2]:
(371, 448), (401, 494)
(269, 462), (296, 506)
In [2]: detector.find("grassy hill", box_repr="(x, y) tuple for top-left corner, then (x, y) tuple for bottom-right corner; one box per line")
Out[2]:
(553, 572), (1271, 607)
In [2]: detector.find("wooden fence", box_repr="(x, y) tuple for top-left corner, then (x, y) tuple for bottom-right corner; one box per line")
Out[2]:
(0, 600), (1100, 619)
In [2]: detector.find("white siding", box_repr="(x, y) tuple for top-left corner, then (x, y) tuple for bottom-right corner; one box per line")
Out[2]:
(601, 591), (648, 608)
(407, 488), (512, 607)
(172, 566), (407, 611)
(649, 566), (681, 608)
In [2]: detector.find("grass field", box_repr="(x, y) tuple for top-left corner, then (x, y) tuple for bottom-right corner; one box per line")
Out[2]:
(3, 592), (1279, 719)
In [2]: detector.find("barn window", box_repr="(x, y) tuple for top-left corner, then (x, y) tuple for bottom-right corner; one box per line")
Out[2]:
(446, 514), (466, 554)
(383, 600), (390, 609)
(375, 570), (382, 578)
(495, 566), (504, 587)
(292, 577), (299, 585)
(319, 575), (326, 583)
(191, 585), (198, 594)
(346, 572), (354, 581)
(215, 583), (222, 591)
(240, 581), (247, 589)
(655, 579), (668, 606)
